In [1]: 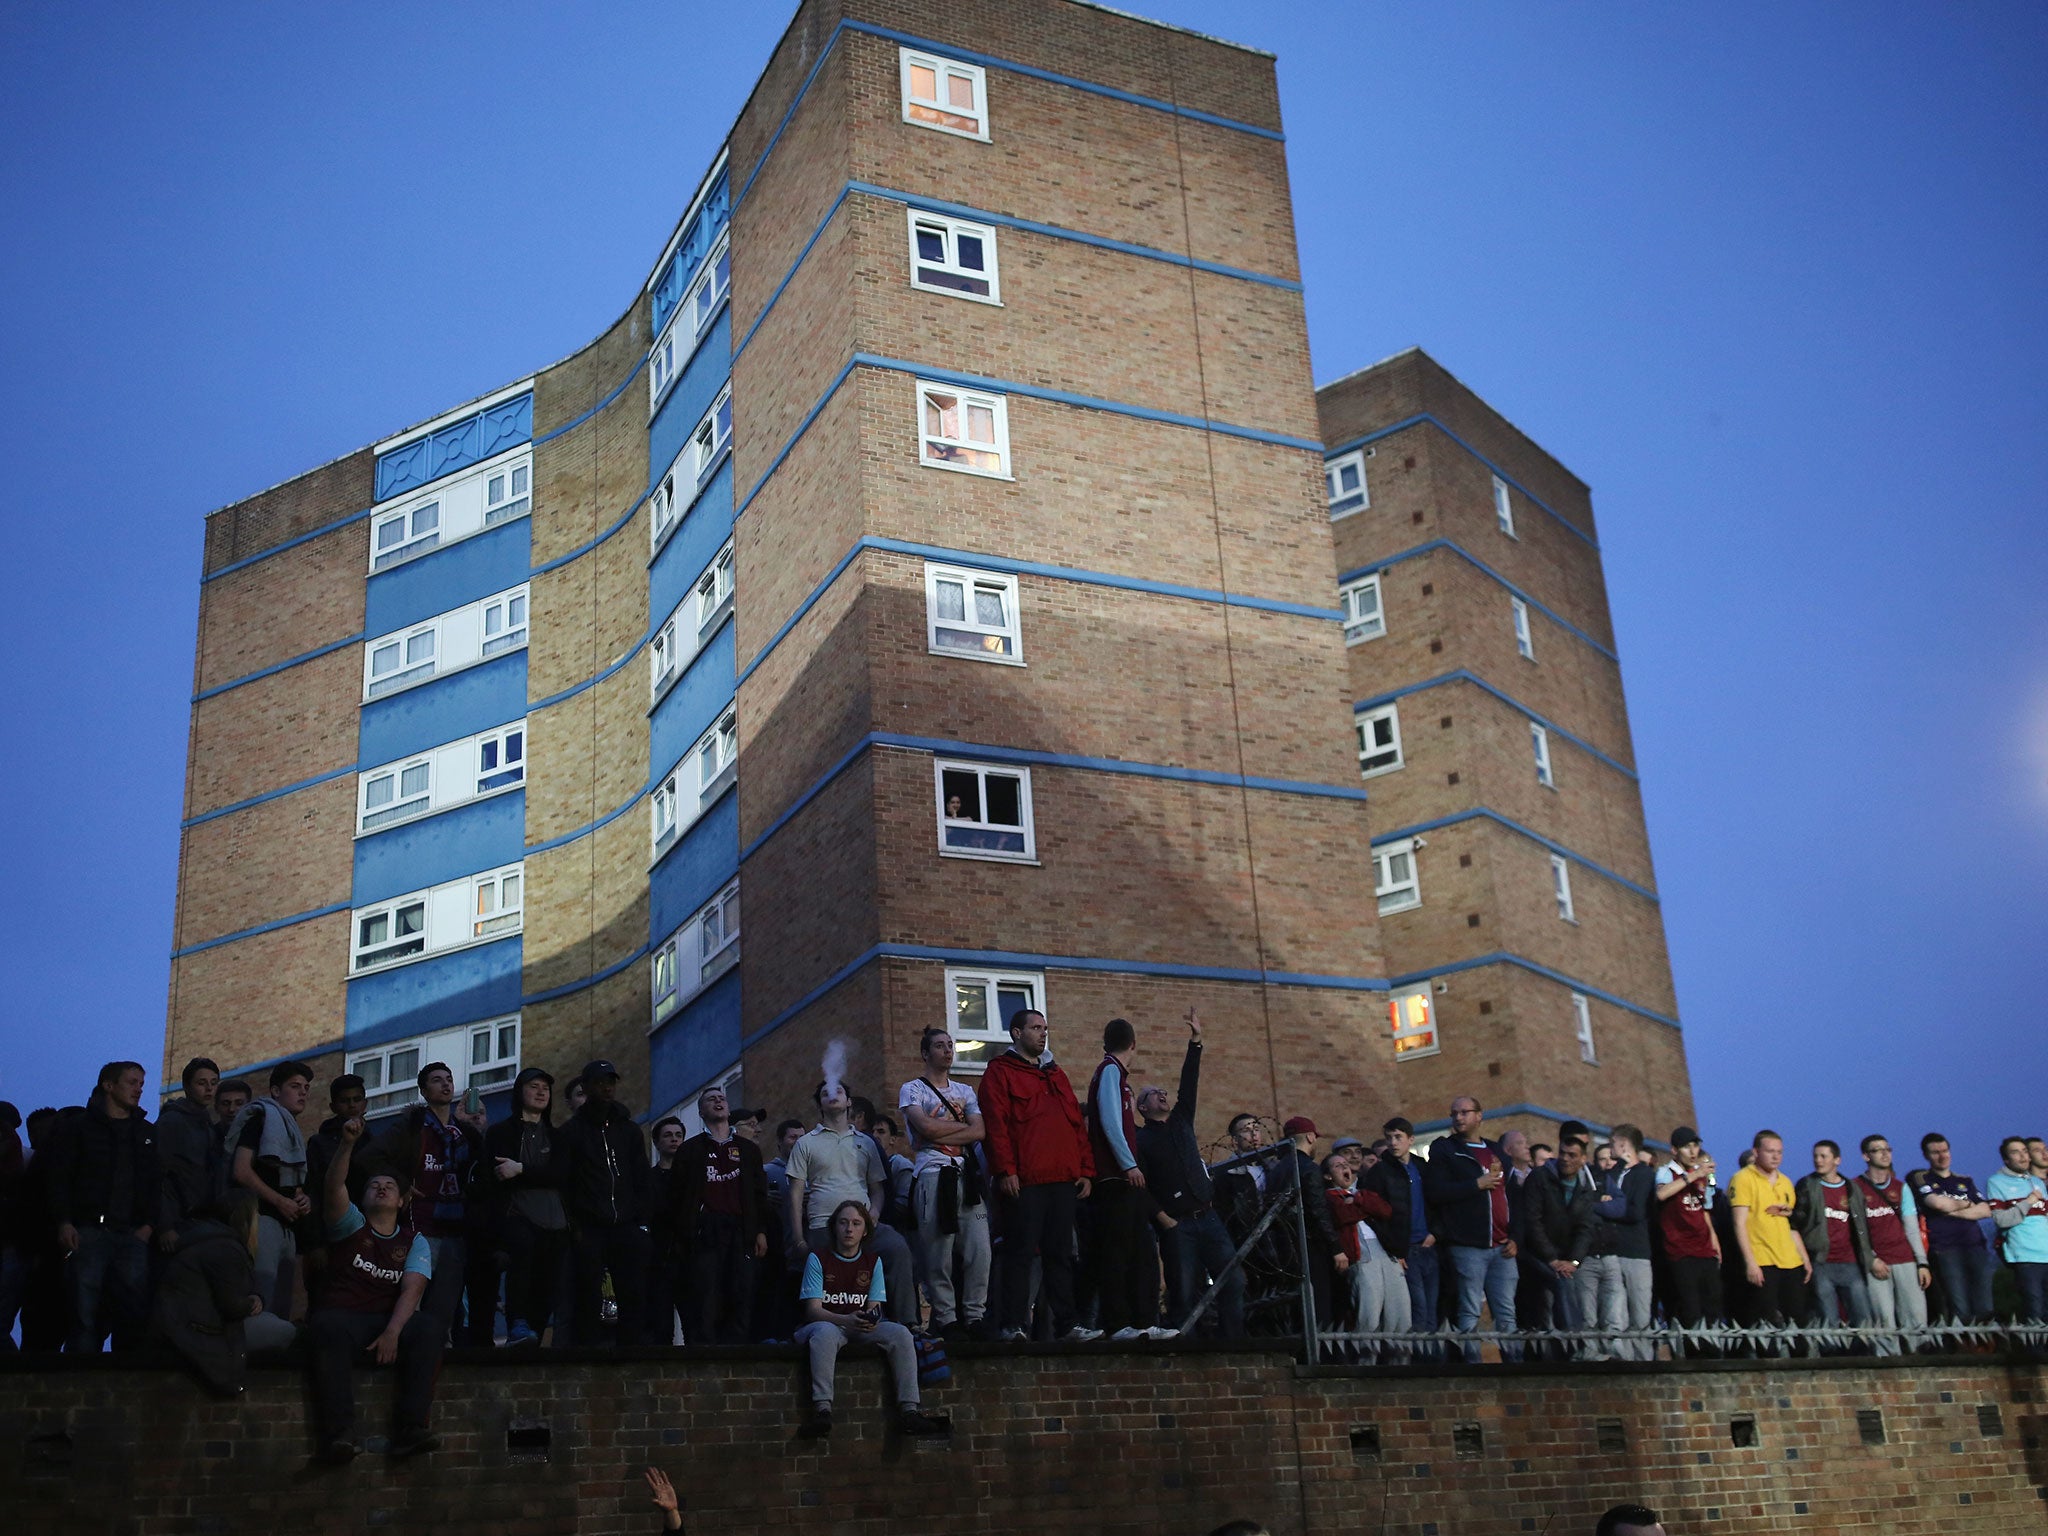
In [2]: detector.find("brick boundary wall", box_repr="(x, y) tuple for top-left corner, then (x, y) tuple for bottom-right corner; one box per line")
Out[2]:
(4, 1347), (2044, 1535)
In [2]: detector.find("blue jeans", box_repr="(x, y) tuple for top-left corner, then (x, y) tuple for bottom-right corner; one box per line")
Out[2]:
(2012, 1261), (2048, 1325)
(1447, 1243), (1520, 1362)
(66, 1226), (150, 1354)
(1812, 1259), (1872, 1349)
(1164, 1210), (1245, 1338)
(1403, 1242), (1440, 1358)
(1931, 1246), (1995, 1323)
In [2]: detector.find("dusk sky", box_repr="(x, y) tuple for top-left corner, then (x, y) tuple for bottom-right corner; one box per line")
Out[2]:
(3, 3), (2042, 1174)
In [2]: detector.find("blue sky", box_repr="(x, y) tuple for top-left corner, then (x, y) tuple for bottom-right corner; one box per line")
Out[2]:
(2, 3), (2042, 1176)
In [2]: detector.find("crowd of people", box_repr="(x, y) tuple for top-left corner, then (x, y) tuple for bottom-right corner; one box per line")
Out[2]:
(2, 1004), (2044, 1459)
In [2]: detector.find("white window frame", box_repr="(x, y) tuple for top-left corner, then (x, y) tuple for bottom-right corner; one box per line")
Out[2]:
(648, 231), (731, 415)
(650, 612), (681, 699)
(370, 497), (442, 571)
(356, 721), (526, 837)
(365, 622), (438, 699)
(907, 209), (1000, 304)
(1572, 993), (1597, 1065)
(1340, 573), (1385, 646)
(481, 588), (529, 658)
(351, 893), (428, 972)
(649, 449), (684, 552)
(1374, 839), (1421, 915)
(943, 965), (1043, 1071)
(1326, 450), (1369, 518)
(688, 385), (733, 488)
(1357, 703), (1404, 778)
(349, 1016), (520, 1118)
(1389, 983), (1439, 1060)
(475, 722), (526, 795)
(651, 775), (681, 858)
(362, 585), (530, 703)
(1512, 597), (1534, 659)
(483, 456), (532, 529)
(651, 704), (739, 864)
(1531, 722), (1554, 788)
(924, 562), (1023, 665)
(900, 48), (989, 141)
(1551, 854), (1576, 923)
(697, 879), (740, 984)
(698, 708), (738, 801)
(1493, 474), (1517, 538)
(472, 866), (523, 939)
(358, 754), (433, 833)
(367, 446), (533, 574)
(916, 379), (1010, 479)
(650, 879), (741, 1027)
(350, 862), (524, 974)
(935, 758), (1036, 863)
(695, 541), (735, 637)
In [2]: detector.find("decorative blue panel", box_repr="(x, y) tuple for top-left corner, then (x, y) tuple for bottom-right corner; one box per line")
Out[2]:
(647, 310), (731, 492)
(650, 789), (739, 941)
(650, 171), (731, 337)
(651, 622), (735, 776)
(649, 457), (734, 618)
(344, 934), (523, 1049)
(364, 518), (531, 636)
(351, 791), (526, 908)
(649, 968), (742, 1114)
(376, 392), (535, 501)
(357, 651), (528, 767)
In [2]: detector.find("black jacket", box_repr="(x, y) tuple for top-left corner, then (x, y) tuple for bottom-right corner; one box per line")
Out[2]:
(47, 1100), (160, 1232)
(156, 1098), (221, 1236)
(483, 1114), (564, 1221)
(1360, 1153), (1431, 1261)
(1292, 1147), (1342, 1260)
(1424, 1134), (1509, 1250)
(1792, 1173), (1876, 1271)
(669, 1131), (767, 1247)
(1592, 1163), (1656, 1261)
(1133, 1042), (1213, 1219)
(1522, 1162), (1599, 1265)
(152, 1218), (258, 1394)
(556, 1101), (651, 1228)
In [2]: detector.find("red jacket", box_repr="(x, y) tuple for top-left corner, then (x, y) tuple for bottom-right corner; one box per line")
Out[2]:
(980, 1048), (1095, 1187)
(1325, 1184), (1394, 1263)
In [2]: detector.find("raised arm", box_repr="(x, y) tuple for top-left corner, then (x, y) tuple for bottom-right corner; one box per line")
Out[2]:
(325, 1117), (363, 1227)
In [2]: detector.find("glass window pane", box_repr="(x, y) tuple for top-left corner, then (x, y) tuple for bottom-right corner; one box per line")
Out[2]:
(488, 474), (505, 503)
(371, 642), (399, 675)
(360, 913), (388, 946)
(499, 1023), (517, 1057)
(984, 774), (1022, 827)
(941, 769), (980, 820)
(357, 1057), (382, 1090)
(925, 396), (945, 435)
(472, 1029), (490, 1066)
(956, 234), (983, 271)
(965, 403), (995, 444)
(378, 519), (404, 550)
(480, 740), (499, 772)
(506, 731), (522, 762)
(910, 64), (937, 100)
(996, 984), (1034, 1031)
(513, 466), (528, 496)
(406, 631), (434, 664)
(365, 775), (394, 808)
(396, 903), (424, 936)
(399, 763), (429, 797)
(391, 1048), (419, 1082)
(916, 226), (946, 261)
(503, 874), (520, 906)
(413, 503), (439, 533)
(953, 980), (989, 1034)
(936, 579), (966, 623)
(946, 72), (974, 109)
(972, 586), (1005, 626)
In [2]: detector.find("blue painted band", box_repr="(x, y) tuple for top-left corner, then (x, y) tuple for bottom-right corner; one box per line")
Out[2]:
(733, 355), (859, 520)
(533, 351), (649, 449)
(201, 506), (373, 585)
(171, 901), (350, 960)
(1385, 950), (1680, 1030)
(1354, 670), (1638, 782)
(732, 185), (852, 362)
(1342, 538), (1618, 662)
(191, 631), (366, 704)
(1370, 807), (1659, 902)
(522, 941), (651, 1007)
(1325, 414), (1597, 550)
(533, 491), (650, 580)
(182, 764), (358, 830)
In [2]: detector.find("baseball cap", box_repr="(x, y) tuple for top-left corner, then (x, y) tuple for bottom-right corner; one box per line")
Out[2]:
(1670, 1126), (1701, 1148)
(1331, 1136), (1364, 1153)
(1282, 1115), (1318, 1138)
(581, 1059), (620, 1082)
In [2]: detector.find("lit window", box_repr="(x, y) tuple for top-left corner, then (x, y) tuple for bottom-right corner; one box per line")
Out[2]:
(696, 542), (735, 635)
(1493, 475), (1516, 538)
(353, 896), (427, 971)
(1572, 993), (1597, 1065)
(371, 498), (441, 571)
(367, 625), (437, 699)
(1531, 722), (1554, 787)
(1389, 984), (1438, 1059)
(468, 1017), (520, 1091)
(1512, 597), (1533, 660)
(945, 966), (1041, 1068)
(698, 708), (738, 801)
(481, 589), (528, 657)
(1326, 450), (1368, 518)
(925, 562), (1021, 663)
(360, 757), (432, 832)
(484, 460), (531, 527)
(909, 210), (999, 303)
(476, 723), (524, 793)
(1374, 839), (1420, 914)
(917, 380), (1009, 477)
(936, 760), (1034, 861)
(1551, 854), (1575, 923)
(1340, 574), (1385, 645)
(1357, 704), (1403, 778)
(900, 48), (988, 140)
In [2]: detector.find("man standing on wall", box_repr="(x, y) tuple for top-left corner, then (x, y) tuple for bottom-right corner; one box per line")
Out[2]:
(979, 1008), (1099, 1342)
(1087, 1017), (1175, 1341)
(156, 1058), (223, 1253)
(48, 1061), (160, 1353)
(1654, 1127), (1723, 1348)
(1426, 1097), (1520, 1362)
(672, 1084), (768, 1344)
(899, 1028), (991, 1340)
(370, 1062), (486, 1340)
(558, 1060), (653, 1346)
(1363, 1117), (1440, 1355)
(1853, 1133), (1929, 1355)
(1792, 1139), (1875, 1346)
(1135, 1007), (1244, 1338)
(227, 1061), (316, 1322)
(1908, 1133), (1995, 1326)
(1585, 1123), (1656, 1361)
(1729, 1129), (1808, 1348)
(1987, 1136), (2048, 1325)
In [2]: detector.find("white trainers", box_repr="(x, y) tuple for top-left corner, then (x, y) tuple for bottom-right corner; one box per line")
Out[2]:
(998, 1327), (1028, 1342)
(1111, 1326), (1147, 1341)
(1063, 1325), (1105, 1342)
(1144, 1326), (1180, 1340)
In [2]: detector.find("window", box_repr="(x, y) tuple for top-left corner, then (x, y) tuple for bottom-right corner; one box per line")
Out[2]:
(925, 563), (1021, 662)
(689, 386), (733, 487)
(481, 589), (528, 657)
(367, 624), (437, 698)
(1551, 854), (1575, 922)
(1493, 475), (1516, 537)
(652, 942), (678, 1020)
(350, 1017), (521, 1117)
(696, 542), (735, 635)
(1531, 722), (1554, 787)
(468, 1017), (520, 1091)
(1340, 574), (1385, 645)
(936, 760), (1034, 861)
(917, 381), (1009, 477)
(1572, 993), (1597, 1065)
(1511, 597), (1533, 660)
(1326, 450), (1369, 518)
(649, 233), (731, 412)
(900, 48), (988, 140)
(360, 756), (432, 832)
(698, 880), (740, 980)
(354, 895), (427, 971)
(1374, 839), (1420, 914)
(1388, 984), (1438, 1059)
(690, 233), (731, 337)
(909, 210), (999, 302)
(698, 708), (738, 800)
(945, 966), (1042, 1068)
(484, 460), (531, 527)
(650, 880), (740, 1025)
(652, 775), (680, 857)
(473, 867), (523, 938)
(476, 723), (525, 792)
(1357, 704), (1403, 778)
(351, 1039), (423, 1117)
(650, 453), (683, 550)
(652, 707), (737, 861)
(651, 614), (680, 697)
(371, 498), (441, 570)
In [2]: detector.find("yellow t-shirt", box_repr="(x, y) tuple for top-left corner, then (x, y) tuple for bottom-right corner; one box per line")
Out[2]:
(1730, 1164), (1803, 1270)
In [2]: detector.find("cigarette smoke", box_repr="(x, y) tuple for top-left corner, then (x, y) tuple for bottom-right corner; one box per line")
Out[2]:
(821, 1038), (853, 1100)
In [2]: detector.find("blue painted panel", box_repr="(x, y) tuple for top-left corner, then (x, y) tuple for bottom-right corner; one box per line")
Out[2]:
(358, 652), (528, 766)
(377, 393), (535, 501)
(351, 791), (526, 907)
(648, 310), (731, 490)
(649, 967), (742, 1113)
(364, 519), (532, 636)
(650, 789), (739, 941)
(344, 935), (523, 1050)
(650, 172), (730, 336)
(650, 621), (735, 773)
(649, 458), (735, 617)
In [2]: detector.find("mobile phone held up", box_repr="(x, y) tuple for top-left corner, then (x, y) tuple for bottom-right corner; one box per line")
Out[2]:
(464, 1086), (484, 1117)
